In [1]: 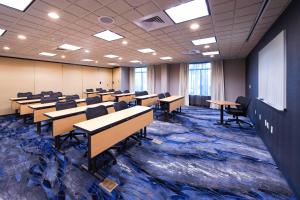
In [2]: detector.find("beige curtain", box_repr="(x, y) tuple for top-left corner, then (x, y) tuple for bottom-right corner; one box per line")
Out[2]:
(179, 63), (189, 105)
(160, 64), (168, 93)
(147, 65), (155, 94)
(129, 67), (135, 92)
(210, 60), (225, 109)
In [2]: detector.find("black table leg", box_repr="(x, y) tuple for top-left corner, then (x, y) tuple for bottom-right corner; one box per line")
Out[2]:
(37, 122), (41, 134)
(220, 105), (224, 124)
(141, 127), (152, 140)
(55, 136), (61, 149)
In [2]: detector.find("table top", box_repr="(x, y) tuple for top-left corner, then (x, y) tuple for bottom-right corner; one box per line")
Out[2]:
(17, 96), (65, 104)
(44, 101), (115, 119)
(207, 100), (240, 106)
(29, 98), (86, 110)
(10, 97), (27, 101)
(113, 93), (135, 97)
(98, 92), (114, 95)
(159, 96), (184, 103)
(134, 94), (158, 100)
(74, 106), (151, 134)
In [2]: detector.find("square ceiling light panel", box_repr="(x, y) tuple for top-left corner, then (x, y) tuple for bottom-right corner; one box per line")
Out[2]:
(39, 52), (56, 57)
(104, 54), (119, 58)
(192, 36), (216, 46)
(81, 59), (94, 62)
(160, 57), (172, 60)
(138, 48), (155, 53)
(202, 51), (219, 56)
(94, 30), (123, 41)
(165, 0), (209, 24)
(59, 44), (81, 51)
(0, 0), (34, 11)
(0, 28), (6, 36)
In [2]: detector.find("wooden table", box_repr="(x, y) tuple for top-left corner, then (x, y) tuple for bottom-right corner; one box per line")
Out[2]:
(135, 94), (158, 107)
(159, 96), (184, 119)
(44, 101), (115, 149)
(84, 91), (98, 98)
(97, 92), (115, 102)
(29, 98), (87, 134)
(113, 93), (135, 103)
(207, 100), (240, 125)
(10, 97), (27, 113)
(73, 106), (153, 172)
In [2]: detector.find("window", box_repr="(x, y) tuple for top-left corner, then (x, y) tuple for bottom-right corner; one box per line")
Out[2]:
(135, 67), (147, 91)
(189, 63), (211, 96)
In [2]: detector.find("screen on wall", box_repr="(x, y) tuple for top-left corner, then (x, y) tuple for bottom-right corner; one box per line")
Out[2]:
(258, 30), (286, 111)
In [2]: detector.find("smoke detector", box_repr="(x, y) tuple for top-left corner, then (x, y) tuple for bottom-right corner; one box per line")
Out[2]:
(98, 16), (115, 25)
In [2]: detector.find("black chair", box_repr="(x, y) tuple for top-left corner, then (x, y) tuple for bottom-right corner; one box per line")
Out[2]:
(28, 94), (42, 99)
(142, 91), (149, 95)
(114, 90), (122, 94)
(41, 96), (59, 104)
(86, 105), (108, 120)
(56, 100), (77, 111)
(86, 89), (94, 92)
(51, 92), (62, 98)
(17, 92), (32, 98)
(96, 88), (102, 92)
(123, 90), (130, 93)
(225, 96), (253, 127)
(135, 91), (143, 97)
(41, 91), (53, 96)
(66, 95), (80, 101)
(165, 92), (171, 97)
(113, 101), (128, 111)
(158, 93), (166, 99)
(108, 89), (115, 92)
(86, 96), (101, 105)
(102, 89), (107, 92)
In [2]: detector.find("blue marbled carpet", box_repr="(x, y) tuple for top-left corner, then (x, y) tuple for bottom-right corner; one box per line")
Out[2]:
(0, 106), (296, 200)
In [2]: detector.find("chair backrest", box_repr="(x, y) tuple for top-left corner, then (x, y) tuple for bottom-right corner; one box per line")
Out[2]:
(41, 91), (53, 96)
(164, 92), (171, 97)
(86, 89), (94, 92)
(96, 88), (102, 92)
(135, 91), (143, 96)
(123, 90), (130, 93)
(55, 100), (77, 111)
(86, 105), (108, 120)
(142, 91), (148, 95)
(41, 96), (59, 104)
(236, 96), (251, 112)
(28, 94), (42, 100)
(17, 92), (32, 98)
(102, 89), (107, 92)
(51, 92), (62, 98)
(108, 89), (115, 92)
(86, 96), (101, 105)
(66, 95), (80, 102)
(114, 90), (122, 94)
(158, 93), (166, 99)
(113, 101), (128, 111)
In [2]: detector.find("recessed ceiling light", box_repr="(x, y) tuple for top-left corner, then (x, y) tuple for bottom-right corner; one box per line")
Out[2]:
(0, 28), (6, 36)
(210, 55), (215, 58)
(59, 44), (81, 51)
(192, 36), (216, 45)
(104, 54), (118, 58)
(204, 45), (210, 49)
(202, 51), (219, 56)
(108, 63), (117, 66)
(118, 57), (123, 60)
(130, 60), (141, 63)
(160, 57), (172, 60)
(122, 40), (128, 45)
(0, 0), (34, 11)
(138, 48), (155, 53)
(48, 12), (60, 19)
(61, 55), (65, 59)
(190, 23), (200, 30)
(3, 46), (10, 50)
(95, 60), (98, 63)
(93, 30), (123, 41)
(18, 35), (26, 40)
(152, 52), (157, 56)
(81, 59), (94, 62)
(165, 0), (209, 24)
(84, 49), (90, 53)
(39, 52), (56, 57)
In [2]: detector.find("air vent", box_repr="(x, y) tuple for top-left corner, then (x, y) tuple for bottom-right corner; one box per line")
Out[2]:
(134, 11), (174, 32)
(98, 16), (115, 25)
(182, 50), (201, 55)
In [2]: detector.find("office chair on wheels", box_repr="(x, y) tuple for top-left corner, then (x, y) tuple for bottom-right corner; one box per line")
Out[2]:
(225, 96), (253, 127)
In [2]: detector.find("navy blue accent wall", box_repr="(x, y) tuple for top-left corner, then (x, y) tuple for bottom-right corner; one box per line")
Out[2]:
(246, 0), (300, 198)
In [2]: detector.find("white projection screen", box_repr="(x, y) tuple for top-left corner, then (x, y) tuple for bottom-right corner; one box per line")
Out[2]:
(258, 30), (286, 111)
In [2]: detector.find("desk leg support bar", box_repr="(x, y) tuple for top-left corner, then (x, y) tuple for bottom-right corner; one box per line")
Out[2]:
(54, 136), (61, 149)
(36, 122), (41, 134)
(142, 127), (152, 140)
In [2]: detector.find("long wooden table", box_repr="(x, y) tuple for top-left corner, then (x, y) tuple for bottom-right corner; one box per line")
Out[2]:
(29, 98), (87, 133)
(113, 93), (135, 103)
(207, 100), (240, 125)
(73, 106), (153, 172)
(84, 91), (98, 98)
(135, 94), (158, 107)
(159, 96), (184, 120)
(97, 92), (115, 102)
(10, 97), (27, 113)
(45, 101), (115, 149)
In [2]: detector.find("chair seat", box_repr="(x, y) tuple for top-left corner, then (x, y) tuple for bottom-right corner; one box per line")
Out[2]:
(225, 108), (245, 116)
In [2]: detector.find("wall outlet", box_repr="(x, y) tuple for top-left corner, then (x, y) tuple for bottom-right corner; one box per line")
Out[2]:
(270, 126), (273, 134)
(259, 114), (261, 120)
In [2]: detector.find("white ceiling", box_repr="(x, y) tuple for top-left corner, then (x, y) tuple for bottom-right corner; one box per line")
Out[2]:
(0, 0), (291, 67)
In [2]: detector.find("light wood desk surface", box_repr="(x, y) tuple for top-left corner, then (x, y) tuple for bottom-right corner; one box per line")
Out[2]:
(10, 97), (27, 101)
(29, 98), (86, 110)
(113, 93), (135, 97)
(159, 96), (184, 103)
(134, 94), (158, 100)
(207, 100), (240, 106)
(17, 96), (65, 105)
(98, 92), (114, 95)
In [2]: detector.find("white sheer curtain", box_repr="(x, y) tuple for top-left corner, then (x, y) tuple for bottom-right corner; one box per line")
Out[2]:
(147, 65), (155, 94)
(160, 64), (168, 93)
(129, 67), (135, 92)
(210, 60), (225, 109)
(179, 63), (189, 105)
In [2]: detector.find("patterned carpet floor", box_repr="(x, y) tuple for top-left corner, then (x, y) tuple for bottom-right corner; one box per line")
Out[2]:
(0, 106), (296, 200)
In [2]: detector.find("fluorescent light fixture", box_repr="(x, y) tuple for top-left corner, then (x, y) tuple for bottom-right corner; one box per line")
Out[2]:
(39, 52), (56, 57)
(18, 35), (26, 40)
(108, 63), (117, 66)
(104, 54), (118, 58)
(138, 48), (155, 53)
(0, 28), (6, 36)
(165, 0), (209, 24)
(202, 51), (219, 56)
(59, 44), (81, 51)
(192, 36), (216, 46)
(160, 57), (172, 60)
(130, 60), (141, 63)
(0, 0), (34, 11)
(48, 12), (60, 19)
(81, 59), (94, 62)
(3, 46), (10, 50)
(93, 30), (123, 41)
